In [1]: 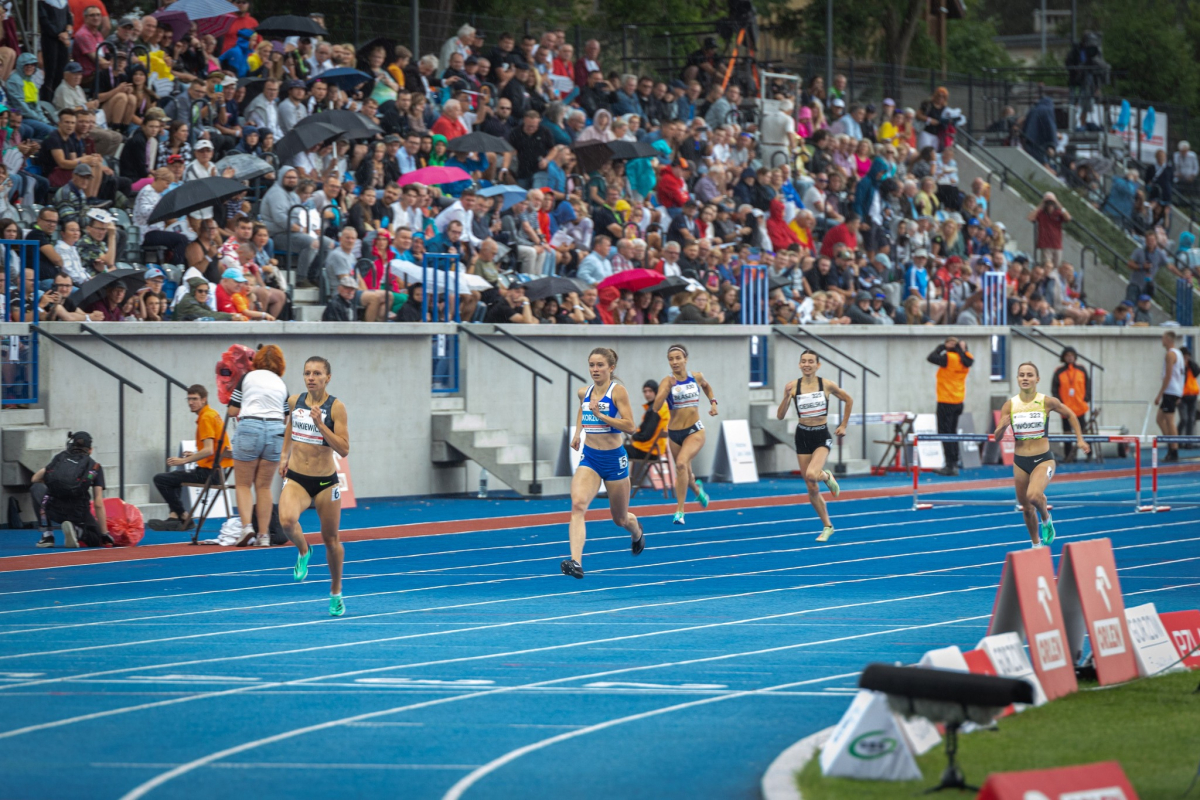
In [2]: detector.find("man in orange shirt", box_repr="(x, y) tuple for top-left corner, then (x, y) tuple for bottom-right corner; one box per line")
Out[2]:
(1051, 347), (1090, 461)
(927, 336), (974, 475)
(150, 385), (232, 531)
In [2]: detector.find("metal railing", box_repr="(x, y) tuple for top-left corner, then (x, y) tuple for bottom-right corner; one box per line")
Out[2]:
(456, 324), (551, 494)
(30, 325), (143, 499)
(1, 241), (40, 406)
(79, 325), (190, 465)
(771, 327), (857, 473)
(491, 326), (587, 427)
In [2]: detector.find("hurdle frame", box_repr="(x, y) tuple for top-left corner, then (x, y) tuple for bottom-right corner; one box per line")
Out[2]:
(1148, 435), (1200, 512)
(910, 433), (1145, 511)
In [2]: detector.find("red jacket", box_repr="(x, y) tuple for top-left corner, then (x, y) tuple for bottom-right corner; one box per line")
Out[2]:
(431, 116), (468, 141)
(819, 222), (858, 258)
(656, 167), (688, 209)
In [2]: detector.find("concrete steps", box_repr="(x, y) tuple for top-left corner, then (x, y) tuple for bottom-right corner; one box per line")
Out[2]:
(431, 410), (570, 496)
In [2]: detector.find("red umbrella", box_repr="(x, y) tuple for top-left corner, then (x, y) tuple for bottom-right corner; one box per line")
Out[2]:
(397, 166), (472, 187)
(597, 268), (665, 293)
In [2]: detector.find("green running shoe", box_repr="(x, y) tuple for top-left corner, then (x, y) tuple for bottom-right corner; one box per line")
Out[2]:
(1040, 518), (1056, 546)
(673, 511), (685, 525)
(329, 593), (345, 617)
(294, 548), (311, 582)
(696, 480), (710, 508)
(823, 470), (841, 499)
(816, 526), (835, 542)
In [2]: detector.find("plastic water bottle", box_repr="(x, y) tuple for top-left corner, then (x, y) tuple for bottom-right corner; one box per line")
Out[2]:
(478, 469), (489, 498)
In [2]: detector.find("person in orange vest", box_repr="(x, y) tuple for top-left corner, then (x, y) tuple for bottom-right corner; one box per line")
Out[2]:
(1050, 347), (1090, 462)
(626, 380), (671, 462)
(1180, 346), (1199, 437)
(927, 336), (974, 476)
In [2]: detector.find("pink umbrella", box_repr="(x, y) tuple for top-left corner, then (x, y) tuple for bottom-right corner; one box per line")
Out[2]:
(397, 166), (472, 187)
(597, 268), (665, 293)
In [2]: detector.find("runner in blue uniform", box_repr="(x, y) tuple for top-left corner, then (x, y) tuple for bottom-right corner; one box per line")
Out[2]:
(652, 344), (719, 525)
(562, 347), (644, 579)
(279, 357), (350, 616)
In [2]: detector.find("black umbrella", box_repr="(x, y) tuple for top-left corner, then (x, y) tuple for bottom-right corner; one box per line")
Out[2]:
(236, 76), (267, 109)
(147, 177), (248, 224)
(274, 119), (343, 166)
(297, 109), (383, 139)
(356, 37), (397, 73)
(446, 131), (514, 154)
(308, 68), (373, 94)
(255, 15), (325, 38)
(608, 140), (661, 161)
(644, 276), (691, 296)
(72, 269), (149, 309)
(522, 276), (589, 301)
(572, 141), (614, 174)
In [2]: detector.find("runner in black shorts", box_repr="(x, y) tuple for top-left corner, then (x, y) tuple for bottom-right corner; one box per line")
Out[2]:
(776, 350), (853, 541)
(279, 356), (350, 617)
(652, 344), (719, 525)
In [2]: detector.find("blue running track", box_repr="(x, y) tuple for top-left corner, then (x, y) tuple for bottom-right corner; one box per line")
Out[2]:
(1, 472), (1198, 800)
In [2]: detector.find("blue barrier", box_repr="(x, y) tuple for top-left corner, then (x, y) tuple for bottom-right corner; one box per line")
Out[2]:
(741, 267), (770, 387)
(1, 240), (40, 406)
(1177, 278), (1194, 327)
(423, 254), (462, 394)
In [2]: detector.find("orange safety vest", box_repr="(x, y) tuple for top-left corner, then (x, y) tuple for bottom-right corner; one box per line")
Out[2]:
(630, 403), (671, 454)
(936, 351), (971, 404)
(1054, 364), (1089, 417)
(1185, 362), (1199, 398)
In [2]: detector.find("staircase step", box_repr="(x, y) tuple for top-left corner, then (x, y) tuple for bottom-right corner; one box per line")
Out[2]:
(749, 387), (775, 403)
(431, 396), (465, 412)
(1, 461), (31, 486)
(516, 460), (556, 482)
(104, 483), (149, 505)
(0, 408), (45, 425)
(494, 444), (532, 464)
(293, 304), (326, 322)
(292, 286), (320, 304)
(467, 428), (511, 449)
(2, 427), (71, 462)
(523, 475), (573, 496)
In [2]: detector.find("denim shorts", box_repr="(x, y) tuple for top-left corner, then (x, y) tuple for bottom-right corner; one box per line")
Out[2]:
(232, 418), (285, 462)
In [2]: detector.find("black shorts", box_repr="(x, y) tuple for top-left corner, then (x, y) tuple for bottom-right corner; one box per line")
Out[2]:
(1161, 394), (1181, 414)
(1013, 451), (1055, 476)
(285, 470), (341, 499)
(795, 424), (833, 455)
(668, 421), (705, 446)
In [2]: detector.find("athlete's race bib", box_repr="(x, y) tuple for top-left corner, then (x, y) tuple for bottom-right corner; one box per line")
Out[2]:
(671, 382), (701, 407)
(794, 390), (827, 418)
(1012, 411), (1046, 440)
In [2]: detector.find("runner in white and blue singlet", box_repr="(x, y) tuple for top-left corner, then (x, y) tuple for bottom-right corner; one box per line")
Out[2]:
(652, 343), (718, 525)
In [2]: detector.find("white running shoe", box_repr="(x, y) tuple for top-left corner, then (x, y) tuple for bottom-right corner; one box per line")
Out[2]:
(255, 534), (271, 547)
(61, 521), (78, 548)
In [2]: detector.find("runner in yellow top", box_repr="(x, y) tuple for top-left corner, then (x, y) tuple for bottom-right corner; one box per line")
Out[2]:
(993, 362), (1090, 548)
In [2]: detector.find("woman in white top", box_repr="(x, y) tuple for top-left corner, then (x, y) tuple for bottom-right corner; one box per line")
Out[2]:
(228, 345), (291, 546)
(54, 219), (89, 284)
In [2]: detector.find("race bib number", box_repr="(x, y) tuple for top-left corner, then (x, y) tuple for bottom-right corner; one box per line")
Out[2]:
(1012, 411), (1045, 439)
(332, 485), (341, 501)
(618, 454), (628, 470)
(696, 421), (705, 430)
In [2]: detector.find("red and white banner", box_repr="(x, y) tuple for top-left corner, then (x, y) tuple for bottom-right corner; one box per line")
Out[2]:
(1056, 539), (1138, 685)
(1158, 609), (1200, 669)
(332, 452), (357, 509)
(977, 761), (1139, 800)
(988, 548), (1078, 700)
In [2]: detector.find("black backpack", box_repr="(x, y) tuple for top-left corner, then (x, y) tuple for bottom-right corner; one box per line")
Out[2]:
(45, 451), (97, 503)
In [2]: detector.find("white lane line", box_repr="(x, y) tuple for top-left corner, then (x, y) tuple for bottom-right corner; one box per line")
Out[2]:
(97, 762), (481, 771)
(0, 512), (1167, 660)
(0, 586), (993, 742)
(117, 612), (985, 800)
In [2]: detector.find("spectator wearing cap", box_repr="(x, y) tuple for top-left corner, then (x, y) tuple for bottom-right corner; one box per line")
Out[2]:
(31, 431), (110, 549)
(666, 199), (700, 245)
(214, 266), (263, 318)
(77, 208), (117, 275)
(1104, 300), (1133, 327)
(277, 79), (309, 136)
(846, 290), (882, 325)
(52, 162), (99, 222)
(52, 61), (93, 112)
(134, 168), (190, 264)
(105, 14), (138, 59)
(323, 274), (362, 321)
(1133, 293), (1155, 325)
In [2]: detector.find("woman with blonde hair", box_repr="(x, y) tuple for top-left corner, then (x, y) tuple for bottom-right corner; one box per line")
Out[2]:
(227, 345), (290, 547)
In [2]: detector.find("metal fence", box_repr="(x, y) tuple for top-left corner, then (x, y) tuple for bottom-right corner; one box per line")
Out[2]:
(1, 241), (40, 406)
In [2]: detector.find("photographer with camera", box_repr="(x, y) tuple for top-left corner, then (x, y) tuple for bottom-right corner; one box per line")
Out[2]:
(32, 431), (111, 548)
(1027, 191), (1071, 269)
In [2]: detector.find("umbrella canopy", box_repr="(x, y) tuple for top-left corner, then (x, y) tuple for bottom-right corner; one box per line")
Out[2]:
(597, 269), (664, 293)
(148, 177), (247, 224)
(572, 141), (614, 174)
(255, 15), (325, 38)
(214, 153), (274, 181)
(308, 68), (373, 94)
(274, 119), (343, 166)
(151, 10), (192, 42)
(477, 184), (527, 211)
(236, 76), (267, 109)
(165, 0), (238, 21)
(398, 166), (472, 187)
(446, 131), (515, 154)
(388, 259), (491, 294)
(522, 276), (589, 301)
(297, 108), (383, 139)
(608, 140), (661, 161)
(73, 269), (150, 309)
(356, 37), (397, 73)
(644, 276), (691, 296)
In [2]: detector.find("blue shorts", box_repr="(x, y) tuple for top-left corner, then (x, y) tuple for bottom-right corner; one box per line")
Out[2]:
(232, 418), (285, 462)
(578, 444), (630, 482)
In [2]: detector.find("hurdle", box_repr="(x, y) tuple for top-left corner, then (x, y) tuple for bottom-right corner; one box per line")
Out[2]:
(909, 433), (1146, 511)
(1147, 435), (1200, 512)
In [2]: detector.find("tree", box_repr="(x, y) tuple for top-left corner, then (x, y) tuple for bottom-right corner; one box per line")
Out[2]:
(771, 0), (935, 70)
(1098, 0), (1198, 111)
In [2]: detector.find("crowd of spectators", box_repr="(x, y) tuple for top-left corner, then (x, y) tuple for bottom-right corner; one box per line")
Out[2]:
(0, 2), (1170, 329)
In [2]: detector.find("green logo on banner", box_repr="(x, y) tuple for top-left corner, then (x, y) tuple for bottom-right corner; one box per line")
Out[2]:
(849, 730), (898, 759)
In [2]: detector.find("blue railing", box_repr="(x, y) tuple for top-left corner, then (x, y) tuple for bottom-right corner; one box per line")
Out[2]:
(1, 240), (41, 406)
(741, 266), (770, 386)
(423, 253), (462, 394)
(1177, 278), (1195, 327)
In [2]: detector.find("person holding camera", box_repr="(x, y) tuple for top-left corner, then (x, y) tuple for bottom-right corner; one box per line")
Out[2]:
(927, 336), (974, 476)
(1027, 192), (1071, 268)
(32, 431), (111, 548)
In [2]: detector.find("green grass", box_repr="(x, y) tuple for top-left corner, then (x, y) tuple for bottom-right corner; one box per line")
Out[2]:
(797, 670), (1200, 799)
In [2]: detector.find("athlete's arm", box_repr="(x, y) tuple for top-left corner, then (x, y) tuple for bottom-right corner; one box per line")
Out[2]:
(776, 380), (796, 421)
(993, 400), (1011, 441)
(827, 381), (853, 438)
(279, 395), (297, 477)
(596, 384), (638, 434)
(1046, 396), (1091, 455)
(1157, 350), (1177, 404)
(313, 399), (350, 457)
(696, 372), (719, 416)
(651, 377), (671, 413)
(571, 386), (586, 450)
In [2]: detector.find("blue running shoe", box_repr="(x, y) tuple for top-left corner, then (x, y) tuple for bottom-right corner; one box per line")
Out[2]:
(673, 511), (685, 525)
(294, 548), (311, 582)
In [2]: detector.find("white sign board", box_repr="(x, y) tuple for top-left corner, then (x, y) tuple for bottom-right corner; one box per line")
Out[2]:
(913, 413), (945, 471)
(976, 632), (1047, 707)
(709, 420), (759, 483)
(1124, 602), (1186, 677)
(819, 690), (922, 781)
(1086, 104), (1169, 163)
(180, 440), (234, 518)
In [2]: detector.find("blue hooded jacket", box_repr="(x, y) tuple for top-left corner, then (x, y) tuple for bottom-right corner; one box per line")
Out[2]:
(220, 29), (255, 78)
(5, 54), (47, 123)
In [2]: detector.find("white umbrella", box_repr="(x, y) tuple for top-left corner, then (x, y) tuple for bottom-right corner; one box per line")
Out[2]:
(388, 259), (491, 294)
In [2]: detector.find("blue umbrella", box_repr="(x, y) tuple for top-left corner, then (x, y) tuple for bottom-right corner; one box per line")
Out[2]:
(166, 0), (239, 20)
(478, 184), (527, 211)
(309, 68), (373, 94)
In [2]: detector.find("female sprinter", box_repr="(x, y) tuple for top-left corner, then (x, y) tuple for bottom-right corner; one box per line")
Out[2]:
(994, 361), (1090, 548)
(776, 350), (852, 541)
(562, 347), (644, 579)
(653, 344), (718, 525)
(279, 357), (351, 616)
